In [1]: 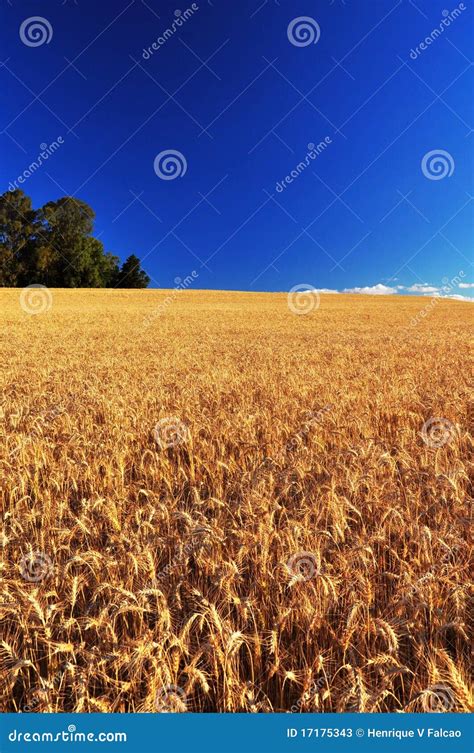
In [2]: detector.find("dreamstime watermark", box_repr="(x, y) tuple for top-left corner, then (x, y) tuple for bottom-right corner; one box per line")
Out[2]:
(275, 138), (332, 193)
(247, 404), (331, 496)
(286, 405), (332, 453)
(409, 271), (465, 327)
(8, 728), (127, 743)
(142, 5), (199, 59)
(153, 417), (189, 449)
(420, 684), (455, 712)
(409, 4), (467, 59)
(421, 149), (454, 180)
(8, 404), (66, 460)
(154, 149), (187, 180)
(22, 663), (74, 712)
(20, 285), (53, 315)
(0, 593), (17, 609)
(19, 551), (54, 582)
(142, 271), (198, 327)
(155, 684), (187, 712)
(288, 284), (320, 314)
(9, 138), (64, 192)
(289, 677), (326, 712)
(153, 526), (211, 583)
(286, 551), (321, 582)
(19, 16), (53, 47)
(403, 544), (461, 602)
(23, 687), (49, 713)
(249, 455), (275, 485)
(421, 417), (457, 448)
(287, 16), (321, 47)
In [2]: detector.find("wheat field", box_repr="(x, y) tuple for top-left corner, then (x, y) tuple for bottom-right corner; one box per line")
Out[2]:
(0, 288), (472, 714)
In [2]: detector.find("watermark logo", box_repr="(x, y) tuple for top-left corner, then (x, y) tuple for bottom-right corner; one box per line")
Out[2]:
(288, 284), (320, 315)
(154, 149), (187, 180)
(8, 726), (127, 743)
(19, 551), (53, 582)
(23, 687), (49, 713)
(408, 271), (466, 328)
(286, 551), (319, 582)
(275, 138), (332, 193)
(142, 4), (199, 59)
(287, 17), (321, 47)
(153, 417), (189, 449)
(421, 417), (456, 448)
(421, 684), (455, 712)
(409, 4), (467, 59)
(20, 285), (52, 315)
(153, 527), (211, 582)
(155, 684), (187, 712)
(9, 138), (64, 192)
(421, 149), (454, 180)
(8, 136), (64, 191)
(19, 17), (53, 47)
(285, 405), (331, 452)
(289, 677), (326, 712)
(142, 271), (198, 328)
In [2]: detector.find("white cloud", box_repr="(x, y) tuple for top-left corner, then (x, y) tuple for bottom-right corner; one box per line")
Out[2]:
(405, 283), (440, 293)
(445, 294), (474, 302)
(342, 283), (397, 295)
(425, 292), (474, 302)
(304, 283), (473, 299)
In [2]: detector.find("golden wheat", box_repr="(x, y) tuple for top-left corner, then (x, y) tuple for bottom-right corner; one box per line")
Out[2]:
(0, 288), (472, 713)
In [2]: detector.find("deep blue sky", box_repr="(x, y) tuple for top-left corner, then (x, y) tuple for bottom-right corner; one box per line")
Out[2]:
(1, 0), (473, 295)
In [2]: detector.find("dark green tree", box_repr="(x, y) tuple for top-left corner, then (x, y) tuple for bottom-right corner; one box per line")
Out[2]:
(0, 190), (149, 288)
(91, 245), (120, 288)
(115, 254), (150, 288)
(38, 197), (96, 286)
(0, 189), (37, 285)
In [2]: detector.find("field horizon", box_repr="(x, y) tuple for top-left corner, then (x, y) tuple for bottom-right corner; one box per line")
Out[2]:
(1, 286), (474, 300)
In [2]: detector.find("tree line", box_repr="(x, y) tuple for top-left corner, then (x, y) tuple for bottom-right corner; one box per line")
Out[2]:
(0, 189), (150, 288)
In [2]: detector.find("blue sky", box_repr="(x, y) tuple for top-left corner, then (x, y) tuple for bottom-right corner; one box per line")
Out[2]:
(1, 0), (473, 296)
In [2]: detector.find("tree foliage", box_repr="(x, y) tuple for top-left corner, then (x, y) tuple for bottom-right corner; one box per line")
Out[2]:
(114, 254), (151, 289)
(0, 190), (150, 288)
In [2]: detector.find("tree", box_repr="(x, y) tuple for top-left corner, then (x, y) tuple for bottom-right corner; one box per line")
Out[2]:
(96, 248), (121, 288)
(0, 190), (149, 288)
(38, 197), (96, 286)
(115, 254), (150, 288)
(0, 190), (37, 285)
